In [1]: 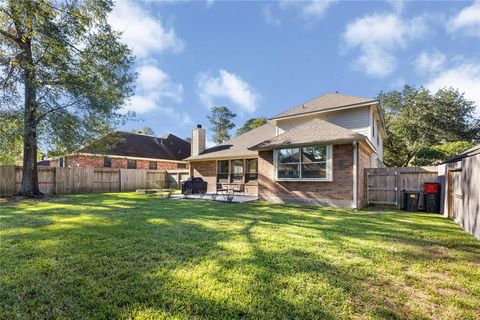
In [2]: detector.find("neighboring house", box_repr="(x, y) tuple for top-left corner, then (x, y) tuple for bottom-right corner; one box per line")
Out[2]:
(185, 93), (387, 208)
(45, 131), (190, 170)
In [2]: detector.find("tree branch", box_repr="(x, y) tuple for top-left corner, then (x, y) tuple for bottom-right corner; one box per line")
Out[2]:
(37, 98), (83, 122)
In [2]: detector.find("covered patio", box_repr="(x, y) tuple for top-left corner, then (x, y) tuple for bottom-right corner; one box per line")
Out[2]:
(171, 193), (258, 203)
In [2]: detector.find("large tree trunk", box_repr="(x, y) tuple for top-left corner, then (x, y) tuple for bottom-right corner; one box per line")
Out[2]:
(19, 39), (42, 197)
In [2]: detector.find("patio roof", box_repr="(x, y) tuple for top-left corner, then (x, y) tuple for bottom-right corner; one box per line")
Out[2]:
(249, 118), (366, 151)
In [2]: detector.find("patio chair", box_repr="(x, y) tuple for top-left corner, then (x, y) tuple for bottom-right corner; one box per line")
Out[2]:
(217, 183), (228, 194)
(232, 184), (245, 196)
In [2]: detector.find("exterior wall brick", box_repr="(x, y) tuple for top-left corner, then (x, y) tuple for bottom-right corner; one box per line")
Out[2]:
(258, 144), (355, 207)
(357, 143), (372, 209)
(189, 161), (217, 193)
(63, 155), (185, 170)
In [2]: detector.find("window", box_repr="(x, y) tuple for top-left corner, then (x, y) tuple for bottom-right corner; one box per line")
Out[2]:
(149, 161), (157, 170)
(275, 145), (332, 181)
(245, 159), (258, 183)
(59, 157), (64, 168)
(217, 160), (229, 183)
(127, 159), (137, 169)
(230, 159), (244, 183)
(372, 121), (375, 137)
(104, 156), (112, 168)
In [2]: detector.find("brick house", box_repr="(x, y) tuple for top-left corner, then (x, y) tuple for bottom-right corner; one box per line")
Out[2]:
(185, 93), (386, 208)
(46, 131), (190, 170)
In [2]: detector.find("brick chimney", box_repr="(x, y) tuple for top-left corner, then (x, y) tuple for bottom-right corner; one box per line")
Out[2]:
(191, 124), (205, 156)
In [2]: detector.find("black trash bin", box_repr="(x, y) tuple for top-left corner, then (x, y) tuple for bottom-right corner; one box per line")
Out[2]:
(405, 191), (420, 212)
(423, 182), (441, 213)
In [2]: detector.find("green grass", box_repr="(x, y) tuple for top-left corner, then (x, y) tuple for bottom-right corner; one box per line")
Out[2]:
(1, 193), (479, 319)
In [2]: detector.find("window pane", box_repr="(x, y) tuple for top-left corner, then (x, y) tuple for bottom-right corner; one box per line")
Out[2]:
(302, 146), (326, 162)
(246, 159), (257, 173)
(217, 160), (228, 173)
(149, 161), (157, 170)
(245, 173), (258, 183)
(104, 157), (111, 168)
(301, 162), (326, 179)
(277, 148), (300, 163)
(127, 160), (136, 169)
(278, 163), (300, 179)
(230, 160), (244, 173)
(217, 173), (228, 183)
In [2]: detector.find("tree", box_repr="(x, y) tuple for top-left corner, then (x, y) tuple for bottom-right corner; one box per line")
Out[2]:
(413, 141), (476, 166)
(132, 127), (155, 136)
(378, 85), (480, 167)
(0, 110), (23, 165)
(236, 117), (267, 136)
(0, 0), (135, 196)
(207, 106), (236, 144)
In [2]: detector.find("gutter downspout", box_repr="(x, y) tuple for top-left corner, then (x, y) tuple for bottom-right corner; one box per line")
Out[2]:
(352, 141), (358, 210)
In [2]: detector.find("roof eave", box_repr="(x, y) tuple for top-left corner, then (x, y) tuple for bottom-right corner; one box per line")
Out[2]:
(249, 136), (366, 151)
(270, 100), (379, 121)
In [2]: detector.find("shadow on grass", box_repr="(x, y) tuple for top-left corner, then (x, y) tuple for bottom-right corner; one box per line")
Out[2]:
(1, 194), (479, 319)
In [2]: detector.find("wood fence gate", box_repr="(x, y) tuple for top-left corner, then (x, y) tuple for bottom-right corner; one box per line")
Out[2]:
(366, 171), (398, 206)
(447, 168), (463, 220)
(365, 166), (439, 208)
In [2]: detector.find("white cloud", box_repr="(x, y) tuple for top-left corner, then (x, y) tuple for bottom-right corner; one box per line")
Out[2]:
(342, 13), (427, 77)
(108, 1), (184, 58)
(448, 0), (480, 37)
(426, 63), (480, 116)
(414, 50), (446, 73)
(124, 64), (184, 117)
(196, 69), (260, 113)
(263, 5), (281, 27)
(279, 0), (336, 20)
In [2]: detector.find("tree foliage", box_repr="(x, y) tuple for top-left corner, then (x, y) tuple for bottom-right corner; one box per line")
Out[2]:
(207, 106), (236, 144)
(132, 127), (155, 136)
(378, 86), (480, 167)
(236, 117), (267, 136)
(0, 0), (135, 195)
(0, 110), (23, 165)
(413, 141), (476, 166)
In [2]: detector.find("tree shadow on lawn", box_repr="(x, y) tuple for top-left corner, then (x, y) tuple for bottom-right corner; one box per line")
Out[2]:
(1, 195), (480, 319)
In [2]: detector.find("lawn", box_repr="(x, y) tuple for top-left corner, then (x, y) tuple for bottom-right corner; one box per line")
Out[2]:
(1, 193), (479, 319)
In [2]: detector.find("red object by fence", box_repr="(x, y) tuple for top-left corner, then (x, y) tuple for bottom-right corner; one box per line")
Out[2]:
(423, 182), (441, 193)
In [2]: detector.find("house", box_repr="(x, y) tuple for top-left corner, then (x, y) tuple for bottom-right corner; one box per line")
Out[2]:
(45, 131), (190, 170)
(185, 93), (387, 208)
(438, 144), (480, 239)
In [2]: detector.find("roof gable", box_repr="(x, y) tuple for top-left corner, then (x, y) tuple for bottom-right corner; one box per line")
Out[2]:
(272, 93), (377, 120)
(249, 118), (366, 151)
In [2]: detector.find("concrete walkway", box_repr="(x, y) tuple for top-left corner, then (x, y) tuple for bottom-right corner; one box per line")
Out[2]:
(171, 193), (258, 203)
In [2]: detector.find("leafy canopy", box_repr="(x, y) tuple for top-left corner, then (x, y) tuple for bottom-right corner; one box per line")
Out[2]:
(378, 85), (479, 167)
(236, 117), (267, 136)
(207, 106), (236, 144)
(0, 0), (136, 154)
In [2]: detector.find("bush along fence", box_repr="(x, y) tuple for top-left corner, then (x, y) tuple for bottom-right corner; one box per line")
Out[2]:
(0, 166), (190, 197)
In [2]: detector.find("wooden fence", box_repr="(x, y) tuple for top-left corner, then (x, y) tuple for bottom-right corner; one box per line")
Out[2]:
(0, 166), (167, 197)
(365, 166), (439, 207)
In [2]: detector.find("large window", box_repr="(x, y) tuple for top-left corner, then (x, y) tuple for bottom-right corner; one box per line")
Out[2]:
(275, 145), (331, 181)
(149, 161), (157, 170)
(230, 159), (244, 183)
(217, 160), (229, 183)
(245, 159), (258, 183)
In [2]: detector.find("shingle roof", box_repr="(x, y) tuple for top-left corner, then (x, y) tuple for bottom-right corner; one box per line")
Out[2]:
(185, 122), (277, 161)
(249, 118), (366, 151)
(78, 131), (190, 161)
(442, 144), (480, 163)
(271, 93), (377, 119)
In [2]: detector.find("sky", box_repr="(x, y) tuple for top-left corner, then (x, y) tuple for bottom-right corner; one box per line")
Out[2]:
(108, 0), (480, 145)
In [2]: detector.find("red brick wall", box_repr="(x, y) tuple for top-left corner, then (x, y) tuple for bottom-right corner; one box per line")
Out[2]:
(64, 155), (185, 170)
(190, 161), (216, 193)
(258, 144), (354, 207)
(357, 143), (372, 209)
